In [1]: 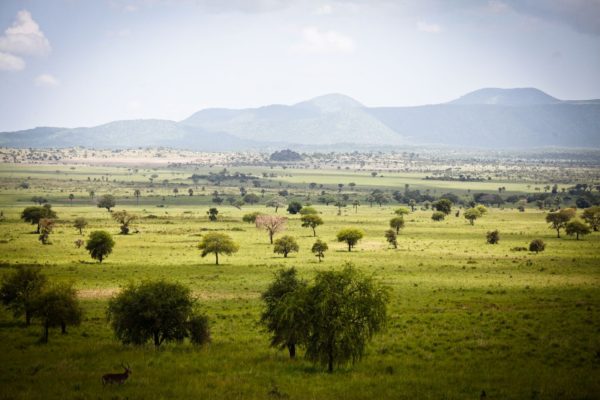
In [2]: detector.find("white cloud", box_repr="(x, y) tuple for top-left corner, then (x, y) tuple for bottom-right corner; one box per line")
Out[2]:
(0, 10), (51, 56)
(417, 20), (442, 33)
(0, 52), (25, 71)
(35, 73), (59, 87)
(292, 26), (355, 54)
(316, 4), (333, 15)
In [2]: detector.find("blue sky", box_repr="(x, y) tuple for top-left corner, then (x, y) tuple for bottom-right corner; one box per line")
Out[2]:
(0, 0), (599, 131)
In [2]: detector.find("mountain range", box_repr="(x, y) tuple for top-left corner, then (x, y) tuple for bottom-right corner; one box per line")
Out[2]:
(2, 88), (599, 150)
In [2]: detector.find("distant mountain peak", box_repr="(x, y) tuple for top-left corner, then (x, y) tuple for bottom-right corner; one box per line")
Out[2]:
(450, 87), (561, 106)
(296, 93), (364, 112)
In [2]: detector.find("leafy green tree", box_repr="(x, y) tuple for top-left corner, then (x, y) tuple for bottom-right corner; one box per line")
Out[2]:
(301, 214), (323, 236)
(431, 211), (445, 221)
(311, 239), (328, 262)
(464, 208), (482, 225)
(336, 228), (364, 252)
(432, 199), (453, 215)
(546, 208), (576, 238)
(299, 206), (318, 215)
(408, 199), (417, 212)
(0, 266), (47, 326)
(34, 283), (82, 343)
(260, 268), (308, 359)
(304, 265), (388, 372)
(112, 210), (137, 234)
(207, 207), (219, 221)
(243, 193), (260, 204)
(266, 196), (287, 213)
(529, 239), (546, 253)
(97, 194), (116, 212)
(85, 230), (115, 263)
(486, 230), (500, 244)
(242, 211), (263, 223)
(394, 207), (410, 216)
(68, 193), (75, 206)
(384, 229), (397, 249)
(273, 235), (299, 258)
(287, 201), (303, 215)
(565, 218), (591, 240)
(389, 216), (405, 234)
(582, 206), (600, 231)
(107, 280), (209, 348)
(475, 204), (488, 215)
(73, 217), (88, 235)
(198, 232), (239, 265)
(21, 205), (57, 233)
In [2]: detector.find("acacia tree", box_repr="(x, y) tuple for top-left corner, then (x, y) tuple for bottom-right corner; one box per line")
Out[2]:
(336, 228), (364, 252)
(73, 217), (88, 235)
(389, 216), (405, 234)
(301, 214), (323, 237)
(260, 268), (308, 359)
(38, 218), (55, 244)
(85, 230), (115, 263)
(384, 229), (397, 249)
(582, 206), (600, 231)
(464, 208), (482, 225)
(21, 205), (57, 233)
(395, 207), (410, 216)
(255, 215), (287, 244)
(198, 232), (239, 265)
(273, 235), (299, 258)
(34, 283), (82, 343)
(266, 197), (287, 213)
(133, 189), (141, 205)
(97, 194), (116, 212)
(432, 199), (453, 215)
(0, 266), (47, 326)
(311, 239), (328, 262)
(112, 210), (138, 234)
(546, 208), (576, 238)
(107, 280), (210, 348)
(68, 193), (74, 206)
(565, 219), (591, 240)
(304, 265), (388, 372)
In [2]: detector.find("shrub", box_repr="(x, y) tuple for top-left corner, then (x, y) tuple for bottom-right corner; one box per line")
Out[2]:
(188, 314), (211, 346)
(431, 211), (445, 221)
(486, 230), (500, 244)
(287, 201), (303, 215)
(85, 231), (115, 263)
(529, 239), (546, 253)
(242, 211), (263, 223)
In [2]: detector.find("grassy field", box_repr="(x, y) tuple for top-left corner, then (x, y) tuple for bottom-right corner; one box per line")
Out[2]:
(0, 162), (599, 400)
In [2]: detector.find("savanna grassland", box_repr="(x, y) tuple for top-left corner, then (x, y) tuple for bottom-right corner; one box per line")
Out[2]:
(0, 149), (599, 400)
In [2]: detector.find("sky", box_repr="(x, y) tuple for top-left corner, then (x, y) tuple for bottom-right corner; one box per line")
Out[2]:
(0, 0), (599, 131)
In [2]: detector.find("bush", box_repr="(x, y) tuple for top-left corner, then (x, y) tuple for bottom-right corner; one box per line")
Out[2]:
(188, 314), (211, 346)
(431, 211), (445, 221)
(242, 211), (263, 223)
(486, 230), (500, 244)
(529, 239), (546, 253)
(287, 201), (303, 215)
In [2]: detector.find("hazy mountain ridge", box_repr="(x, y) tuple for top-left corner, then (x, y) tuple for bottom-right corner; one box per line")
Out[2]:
(1, 89), (599, 150)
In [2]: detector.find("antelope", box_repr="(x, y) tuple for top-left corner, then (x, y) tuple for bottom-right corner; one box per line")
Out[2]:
(102, 363), (131, 386)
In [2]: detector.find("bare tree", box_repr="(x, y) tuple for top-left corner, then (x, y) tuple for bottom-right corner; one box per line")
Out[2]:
(255, 215), (287, 244)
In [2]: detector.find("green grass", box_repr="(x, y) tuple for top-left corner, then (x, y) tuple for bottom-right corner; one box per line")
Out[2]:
(0, 165), (599, 399)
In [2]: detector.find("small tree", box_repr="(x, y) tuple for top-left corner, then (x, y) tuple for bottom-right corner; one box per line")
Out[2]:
(266, 197), (286, 213)
(546, 208), (576, 238)
(408, 199), (417, 212)
(336, 228), (364, 252)
(432, 198), (452, 215)
(582, 206), (600, 231)
(86, 230), (115, 263)
(529, 239), (546, 254)
(107, 280), (209, 348)
(73, 217), (88, 235)
(34, 283), (82, 343)
(198, 232), (239, 265)
(287, 201), (303, 215)
(260, 268), (308, 358)
(301, 214), (323, 237)
(565, 218), (591, 240)
(21, 205), (57, 233)
(305, 265), (388, 372)
(299, 206), (318, 215)
(0, 266), (46, 326)
(389, 216), (405, 234)
(188, 188), (194, 197)
(112, 210), (137, 234)
(243, 193), (260, 204)
(256, 215), (287, 244)
(431, 211), (445, 221)
(134, 189), (141, 205)
(464, 208), (482, 225)
(486, 230), (500, 244)
(395, 207), (410, 216)
(38, 218), (55, 244)
(311, 239), (328, 262)
(207, 207), (219, 222)
(384, 229), (397, 249)
(97, 194), (116, 212)
(242, 211), (263, 223)
(68, 193), (75, 206)
(273, 235), (299, 258)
